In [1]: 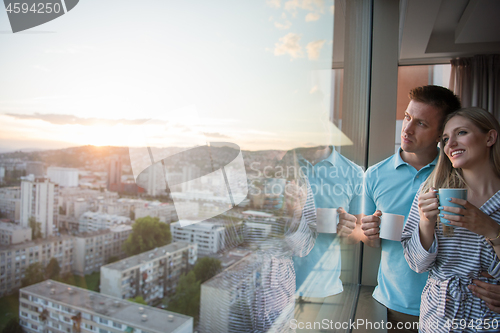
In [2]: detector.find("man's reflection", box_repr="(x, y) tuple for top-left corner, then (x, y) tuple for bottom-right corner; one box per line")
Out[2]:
(285, 145), (363, 298)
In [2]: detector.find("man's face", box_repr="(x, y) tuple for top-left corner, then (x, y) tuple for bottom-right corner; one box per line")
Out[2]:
(400, 100), (443, 155)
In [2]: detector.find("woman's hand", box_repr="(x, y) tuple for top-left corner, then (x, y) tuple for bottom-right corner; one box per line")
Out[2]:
(440, 197), (500, 238)
(418, 188), (440, 226)
(418, 188), (440, 251)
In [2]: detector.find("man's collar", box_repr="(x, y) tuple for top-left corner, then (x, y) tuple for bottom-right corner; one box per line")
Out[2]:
(394, 148), (439, 169)
(324, 147), (336, 165)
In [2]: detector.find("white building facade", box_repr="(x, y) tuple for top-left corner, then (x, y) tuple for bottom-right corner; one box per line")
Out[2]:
(19, 280), (193, 333)
(0, 186), (21, 222)
(78, 212), (130, 233)
(0, 236), (73, 296)
(0, 222), (31, 245)
(72, 225), (133, 276)
(171, 221), (226, 255)
(20, 178), (59, 238)
(47, 167), (79, 188)
(100, 242), (197, 304)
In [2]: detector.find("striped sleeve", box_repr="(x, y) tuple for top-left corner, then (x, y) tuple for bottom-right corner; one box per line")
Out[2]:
(488, 258), (500, 280)
(401, 190), (438, 273)
(287, 178), (317, 258)
(486, 195), (500, 280)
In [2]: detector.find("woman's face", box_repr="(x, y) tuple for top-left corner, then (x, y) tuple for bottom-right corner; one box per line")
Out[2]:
(442, 116), (492, 170)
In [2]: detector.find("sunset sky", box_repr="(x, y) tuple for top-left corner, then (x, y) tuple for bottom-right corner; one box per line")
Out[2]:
(0, 0), (342, 152)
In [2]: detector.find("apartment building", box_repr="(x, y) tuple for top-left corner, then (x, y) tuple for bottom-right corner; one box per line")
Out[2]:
(98, 198), (140, 218)
(78, 212), (130, 233)
(107, 156), (122, 192)
(59, 188), (118, 217)
(47, 167), (79, 188)
(0, 235), (73, 297)
(0, 186), (21, 222)
(72, 224), (133, 276)
(100, 242), (197, 304)
(0, 221), (31, 245)
(19, 280), (193, 333)
(171, 221), (230, 255)
(20, 177), (59, 238)
(134, 203), (177, 223)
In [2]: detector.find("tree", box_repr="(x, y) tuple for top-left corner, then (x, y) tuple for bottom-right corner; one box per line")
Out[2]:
(123, 217), (171, 256)
(45, 258), (61, 280)
(2, 318), (23, 333)
(28, 216), (42, 239)
(107, 256), (119, 264)
(128, 296), (148, 305)
(130, 210), (135, 221)
(22, 263), (44, 287)
(193, 257), (222, 283)
(167, 271), (200, 322)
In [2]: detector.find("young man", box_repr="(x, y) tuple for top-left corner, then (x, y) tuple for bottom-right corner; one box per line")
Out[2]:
(361, 85), (461, 332)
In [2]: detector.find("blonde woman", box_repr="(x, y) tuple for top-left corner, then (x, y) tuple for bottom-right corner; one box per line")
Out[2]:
(402, 107), (500, 332)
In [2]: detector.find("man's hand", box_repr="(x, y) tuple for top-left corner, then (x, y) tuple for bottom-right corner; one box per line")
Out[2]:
(361, 210), (382, 240)
(361, 210), (382, 247)
(469, 272), (500, 313)
(337, 207), (357, 238)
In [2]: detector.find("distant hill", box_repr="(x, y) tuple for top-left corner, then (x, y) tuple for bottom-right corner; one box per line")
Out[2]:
(0, 145), (287, 174)
(0, 145), (130, 169)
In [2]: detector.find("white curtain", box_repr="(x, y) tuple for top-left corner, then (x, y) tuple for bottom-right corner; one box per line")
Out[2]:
(449, 55), (500, 119)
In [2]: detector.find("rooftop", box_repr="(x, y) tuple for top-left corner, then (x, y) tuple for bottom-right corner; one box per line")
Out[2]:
(73, 224), (132, 239)
(0, 234), (73, 251)
(242, 210), (273, 218)
(102, 242), (194, 271)
(21, 280), (193, 333)
(174, 220), (225, 231)
(0, 222), (29, 231)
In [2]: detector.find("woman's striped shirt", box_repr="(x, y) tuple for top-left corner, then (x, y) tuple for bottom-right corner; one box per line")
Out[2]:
(401, 190), (500, 332)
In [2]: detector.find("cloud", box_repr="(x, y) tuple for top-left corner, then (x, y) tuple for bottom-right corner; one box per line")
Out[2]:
(202, 132), (230, 139)
(330, 5), (334, 14)
(267, 0), (281, 8)
(309, 85), (319, 94)
(306, 40), (325, 60)
(274, 33), (303, 59)
(5, 113), (149, 126)
(284, 0), (324, 16)
(274, 21), (292, 30)
(305, 12), (321, 22)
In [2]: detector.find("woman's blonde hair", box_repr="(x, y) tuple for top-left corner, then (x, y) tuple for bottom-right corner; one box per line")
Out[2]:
(422, 107), (500, 233)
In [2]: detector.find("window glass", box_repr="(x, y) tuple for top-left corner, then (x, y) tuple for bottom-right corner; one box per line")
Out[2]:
(0, 1), (371, 332)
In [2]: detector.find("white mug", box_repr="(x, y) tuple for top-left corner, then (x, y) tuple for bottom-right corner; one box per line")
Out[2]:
(316, 208), (338, 233)
(379, 213), (405, 241)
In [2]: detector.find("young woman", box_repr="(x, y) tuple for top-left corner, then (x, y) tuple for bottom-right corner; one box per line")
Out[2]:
(401, 107), (500, 332)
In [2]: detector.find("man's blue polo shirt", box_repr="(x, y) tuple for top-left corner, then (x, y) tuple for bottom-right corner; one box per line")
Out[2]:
(293, 148), (363, 297)
(363, 149), (438, 316)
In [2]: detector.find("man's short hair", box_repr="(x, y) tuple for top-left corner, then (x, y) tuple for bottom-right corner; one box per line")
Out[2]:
(409, 85), (461, 121)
